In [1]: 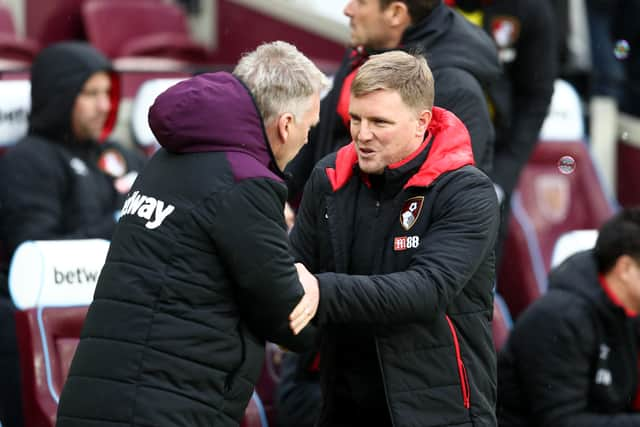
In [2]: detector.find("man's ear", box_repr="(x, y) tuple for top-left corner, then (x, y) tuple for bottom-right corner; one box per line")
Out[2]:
(277, 112), (295, 144)
(384, 1), (411, 27)
(616, 255), (637, 283)
(416, 109), (432, 137)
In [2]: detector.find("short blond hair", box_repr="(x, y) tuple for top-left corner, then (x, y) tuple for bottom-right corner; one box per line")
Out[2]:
(351, 50), (434, 113)
(233, 41), (329, 125)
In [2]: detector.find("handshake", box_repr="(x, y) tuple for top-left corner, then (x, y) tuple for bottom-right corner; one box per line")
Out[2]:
(289, 263), (319, 335)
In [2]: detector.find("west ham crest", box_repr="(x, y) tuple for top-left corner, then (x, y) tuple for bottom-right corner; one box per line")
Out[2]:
(400, 196), (424, 231)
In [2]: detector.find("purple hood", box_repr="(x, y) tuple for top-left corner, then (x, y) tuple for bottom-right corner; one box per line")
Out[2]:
(148, 72), (284, 181)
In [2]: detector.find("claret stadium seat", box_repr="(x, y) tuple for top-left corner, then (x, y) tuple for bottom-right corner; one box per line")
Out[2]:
(82, 0), (212, 64)
(492, 293), (513, 353)
(9, 239), (110, 427)
(8, 238), (281, 426)
(497, 80), (615, 318)
(0, 4), (39, 65)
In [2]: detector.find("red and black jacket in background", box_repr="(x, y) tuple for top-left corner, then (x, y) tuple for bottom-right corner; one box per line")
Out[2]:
(290, 108), (500, 427)
(498, 250), (640, 427)
(453, 0), (558, 198)
(285, 0), (501, 204)
(0, 42), (145, 297)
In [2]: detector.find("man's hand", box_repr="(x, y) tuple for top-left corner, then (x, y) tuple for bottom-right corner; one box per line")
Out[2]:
(289, 262), (319, 335)
(284, 202), (295, 232)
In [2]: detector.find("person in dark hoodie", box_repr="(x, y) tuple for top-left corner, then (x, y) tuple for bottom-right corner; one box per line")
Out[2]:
(284, 51), (499, 427)
(284, 0), (501, 205)
(55, 41), (328, 427)
(0, 42), (144, 427)
(498, 207), (640, 427)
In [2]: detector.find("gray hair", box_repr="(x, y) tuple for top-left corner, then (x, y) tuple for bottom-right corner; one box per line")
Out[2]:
(233, 41), (329, 125)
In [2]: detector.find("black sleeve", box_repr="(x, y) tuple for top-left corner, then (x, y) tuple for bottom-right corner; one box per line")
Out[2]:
(490, 0), (557, 196)
(312, 171), (499, 326)
(435, 69), (495, 173)
(510, 299), (640, 427)
(207, 179), (316, 351)
(0, 147), (116, 256)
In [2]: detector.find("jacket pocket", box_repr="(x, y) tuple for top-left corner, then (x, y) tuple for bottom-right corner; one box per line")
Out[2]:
(446, 315), (470, 409)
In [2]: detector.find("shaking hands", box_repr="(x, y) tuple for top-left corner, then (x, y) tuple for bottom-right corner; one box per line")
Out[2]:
(289, 262), (319, 335)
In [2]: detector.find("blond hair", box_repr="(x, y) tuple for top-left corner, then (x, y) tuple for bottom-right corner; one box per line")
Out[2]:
(233, 41), (329, 125)
(351, 50), (434, 113)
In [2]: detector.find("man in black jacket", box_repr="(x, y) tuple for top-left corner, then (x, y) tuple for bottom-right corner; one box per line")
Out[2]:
(285, 0), (501, 204)
(498, 207), (640, 426)
(55, 41), (327, 427)
(0, 42), (145, 427)
(448, 0), (557, 262)
(287, 51), (499, 427)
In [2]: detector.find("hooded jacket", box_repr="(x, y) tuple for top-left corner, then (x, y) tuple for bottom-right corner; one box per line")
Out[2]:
(498, 250), (640, 427)
(0, 42), (144, 296)
(455, 0), (558, 198)
(285, 0), (501, 202)
(56, 72), (314, 427)
(291, 107), (500, 426)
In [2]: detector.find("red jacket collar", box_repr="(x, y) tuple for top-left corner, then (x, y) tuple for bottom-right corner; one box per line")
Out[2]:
(326, 107), (475, 192)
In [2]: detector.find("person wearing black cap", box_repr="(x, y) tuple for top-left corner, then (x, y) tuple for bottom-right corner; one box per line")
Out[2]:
(0, 41), (145, 427)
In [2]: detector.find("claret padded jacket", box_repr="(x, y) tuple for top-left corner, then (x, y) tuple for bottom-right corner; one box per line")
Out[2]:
(56, 72), (315, 427)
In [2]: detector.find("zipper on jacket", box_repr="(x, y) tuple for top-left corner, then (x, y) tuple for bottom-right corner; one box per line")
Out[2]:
(445, 315), (471, 409)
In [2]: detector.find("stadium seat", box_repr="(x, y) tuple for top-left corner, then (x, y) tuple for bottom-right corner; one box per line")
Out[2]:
(254, 342), (284, 426)
(9, 239), (110, 427)
(0, 4), (39, 65)
(8, 238), (280, 426)
(241, 392), (269, 427)
(617, 112), (640, 208)
(492, 293), (513, 353)
(550, 229), (598, 268)
(0, 79), (30, 156)
(498, 80), (615, 318)
(130, 77), (186, 156)
(82, 0), (211, 64)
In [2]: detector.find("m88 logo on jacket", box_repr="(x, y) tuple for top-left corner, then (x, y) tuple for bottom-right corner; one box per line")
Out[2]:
(394, 196), (423, 251)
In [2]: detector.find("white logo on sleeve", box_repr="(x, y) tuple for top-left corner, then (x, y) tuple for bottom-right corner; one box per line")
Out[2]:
(121, 191), (175, 230)
(595, 369), (612, 386)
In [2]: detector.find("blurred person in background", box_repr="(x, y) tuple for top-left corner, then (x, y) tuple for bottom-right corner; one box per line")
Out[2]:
(0, 41), (145, 427)
(55, 41), (326, 427)
(446, 0), (557, 262)
(285, 0), (501, 205)
(498, 207), (640, 426)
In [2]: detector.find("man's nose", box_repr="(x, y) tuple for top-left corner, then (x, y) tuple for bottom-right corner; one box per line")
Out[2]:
(98, 93), (111, 113)
(357, 121), (373, 140)
(343, 1), (355, 17)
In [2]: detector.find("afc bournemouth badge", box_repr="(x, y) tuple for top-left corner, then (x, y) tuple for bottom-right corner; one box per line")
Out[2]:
(98, 149), (127, 178)
(491, 16), (520, 48)
(399, 196), (424, 231)
(491, 16), (520, 63)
